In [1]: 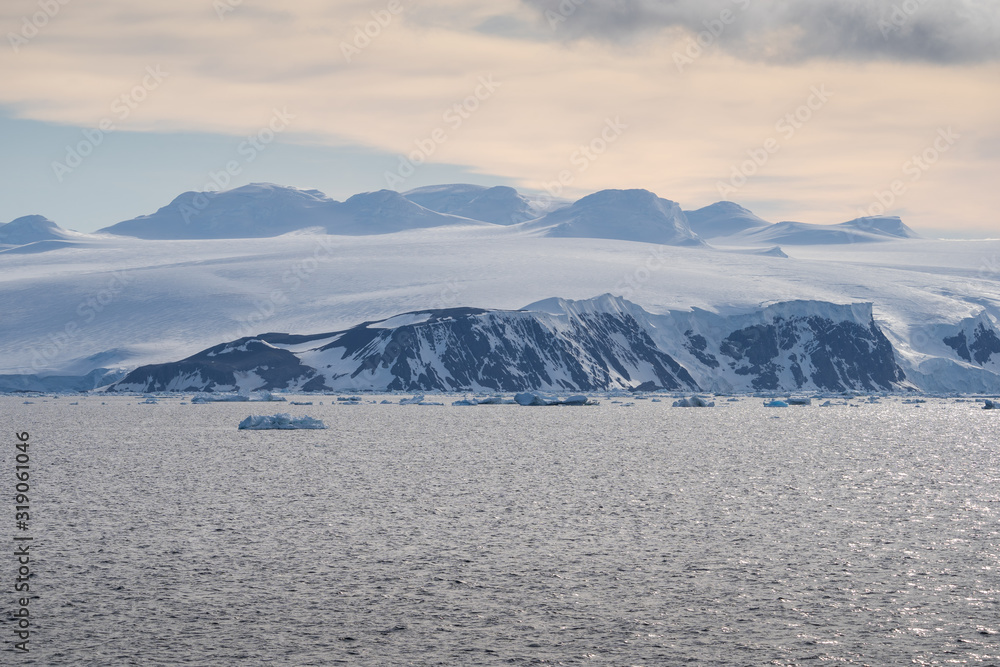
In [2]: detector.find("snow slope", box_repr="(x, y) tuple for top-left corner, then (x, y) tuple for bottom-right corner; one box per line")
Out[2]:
(719, 215), (920, 246)
(522, 189), (704, 246)
(0, 215), (78, 245)
(403, 184), (553, 224)
(684, 201), (771, 239)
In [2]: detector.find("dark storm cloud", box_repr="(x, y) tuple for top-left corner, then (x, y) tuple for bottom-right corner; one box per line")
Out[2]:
(523, 0), (1000, 64)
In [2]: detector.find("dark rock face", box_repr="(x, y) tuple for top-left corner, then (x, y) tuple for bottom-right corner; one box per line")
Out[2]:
(719, 315), (905, 392)
(114, 337), (323, 392)
(329, 307), (699, 392)
(945, 323), (1000, 366)
(109, 297), (907, 394)
(112, 304), (699, 393)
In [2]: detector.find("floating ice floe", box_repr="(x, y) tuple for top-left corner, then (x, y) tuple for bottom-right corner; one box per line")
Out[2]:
(764, 399), (789, 408)
(513, 392), (597, 406)
(672, 396), (715, 408)
(984, 400), (998, 410)
(192, 390), (286, 404)
(452, 395), (515, 406)
(398, 395), (445, 405)
(192, 394), (248, 403)
(238, 413), (328, 430)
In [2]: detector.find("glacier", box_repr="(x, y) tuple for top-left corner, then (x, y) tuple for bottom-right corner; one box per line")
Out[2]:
(2, 182), (999, 395)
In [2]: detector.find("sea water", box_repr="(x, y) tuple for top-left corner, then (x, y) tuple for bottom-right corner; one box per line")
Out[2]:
(2, 395), (998, 665)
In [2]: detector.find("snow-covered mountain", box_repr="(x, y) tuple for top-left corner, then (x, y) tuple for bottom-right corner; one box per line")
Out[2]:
(720, 215), (920, 246)
(91, 182), (923, 247)
(943, 312), (1000, 368)
(639, 300), (907, 393)
(99, 183), (492, 239)
(523, 189), (704, 246)
(403, 184), (552, 225)
(109, 295), (907, 394)
(0, 215), (76, 245)
(901, 311), (1000, 393)
(2, 182), (994, 394)
(684, 201), (771, 239)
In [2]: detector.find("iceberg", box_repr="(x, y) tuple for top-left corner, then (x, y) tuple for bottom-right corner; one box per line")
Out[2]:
(514, 391), (556, 406)
(399, 395), (426, 405)
(984, 400), (997, 410)
(238, 413), (328, 430)
(672, 396), (716, 408)
(764, 399), (789, 408)
(192, 393), (249, 403)
(514, 391), (597, 406)
(562, 395), (590, 406)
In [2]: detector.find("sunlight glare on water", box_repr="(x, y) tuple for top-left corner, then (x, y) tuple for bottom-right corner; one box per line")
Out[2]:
(2, 395), (998, 665)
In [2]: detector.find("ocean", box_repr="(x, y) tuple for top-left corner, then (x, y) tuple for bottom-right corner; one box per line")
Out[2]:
(3, 395), (998, 665)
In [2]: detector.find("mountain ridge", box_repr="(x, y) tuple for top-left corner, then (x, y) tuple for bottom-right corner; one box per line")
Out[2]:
(109, 295), (910, 394)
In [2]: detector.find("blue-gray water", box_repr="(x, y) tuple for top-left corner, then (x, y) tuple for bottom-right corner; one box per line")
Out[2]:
(3, 396), (999, 665)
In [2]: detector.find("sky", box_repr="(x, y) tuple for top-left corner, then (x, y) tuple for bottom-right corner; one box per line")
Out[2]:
(1, 0), (998, 236)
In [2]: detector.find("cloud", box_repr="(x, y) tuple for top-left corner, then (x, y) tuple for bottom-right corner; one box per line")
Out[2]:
(0, 0), (998, 233)
(522, 0), (1000, 64)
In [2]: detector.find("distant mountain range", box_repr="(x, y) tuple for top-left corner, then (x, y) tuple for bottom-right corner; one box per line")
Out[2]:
(3, 182), (920, 248)
(0, 183), (994, 394)
(525, 189), (704, 246)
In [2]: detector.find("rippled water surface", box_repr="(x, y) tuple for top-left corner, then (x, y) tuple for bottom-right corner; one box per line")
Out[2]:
(2, 396), (999, 665)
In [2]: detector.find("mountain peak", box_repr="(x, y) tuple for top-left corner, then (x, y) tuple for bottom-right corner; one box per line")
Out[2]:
(403, 183), (539, 224)
(839, 215), (920, 239)
(0, 215), (72, 245)
(684, 201), (771, 239)
(527, 189), (703, 246)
